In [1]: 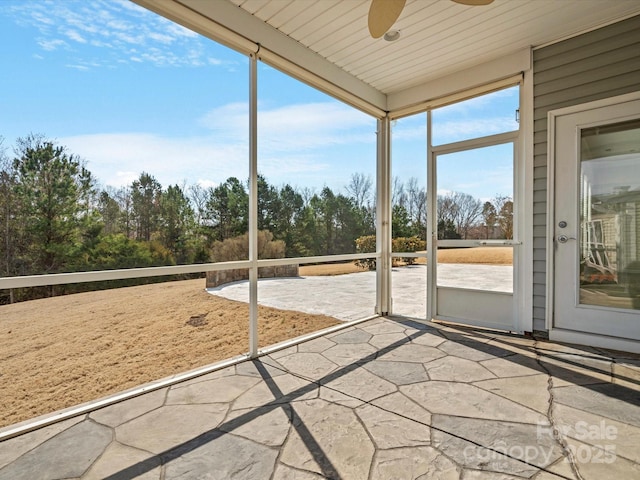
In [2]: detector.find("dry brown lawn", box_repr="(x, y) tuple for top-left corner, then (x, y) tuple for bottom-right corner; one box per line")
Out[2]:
(0, 247), (512, 428)
(0, 281), (338, 428)
(436, 246), (512, 265)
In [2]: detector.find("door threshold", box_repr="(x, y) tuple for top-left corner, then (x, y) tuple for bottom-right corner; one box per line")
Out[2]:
(550, 328), (640, 355)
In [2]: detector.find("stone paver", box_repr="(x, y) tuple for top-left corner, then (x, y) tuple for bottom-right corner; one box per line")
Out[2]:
(473, 374), (551, 414)
(165, 374), (261, 405)
(271, 352), (338, 381)
(401, 381), (548, 424)
(553, 403), (640, 464)
(363, 359), (430, 385)
(370, 446), (459, 480)
(1, 317), (639, 480)
(425, 355), (496, 382)
(0, 421), (112, 480)
(552, 383), (640, 427)
(116, 404), (228, 454)
(356, 403), (430, 448)
(280, 399), (374, 479)
(90, 388), (167, 427)
(0, 416), (83, 469)
(164, 432), (279, 479)
(81, 442), (161, 480)
(322, 342), (377, 366)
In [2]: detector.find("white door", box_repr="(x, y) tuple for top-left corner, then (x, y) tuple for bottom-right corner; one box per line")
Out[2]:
(551, 93), (640, 353)
(429, 134), (520, 332)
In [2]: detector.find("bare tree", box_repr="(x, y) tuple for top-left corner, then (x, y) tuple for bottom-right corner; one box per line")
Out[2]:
(407, 177), (427, 232)
(345, 172), (373, 209)
(188, 183), (209, 227)
(115, 186), (134, 238)
(437, 192), (457, 225)
(482, 201), (497, 239)
(437, 191), (482, 239)
(392, 176), (407, 208)
(451, 192), (482, 239)
(494, 195), (514, 239)
(300, 186), (316, 206)
(0, 137), (17, 302)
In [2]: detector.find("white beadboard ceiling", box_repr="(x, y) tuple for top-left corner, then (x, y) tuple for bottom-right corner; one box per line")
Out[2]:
(141, 0), (640, 111)
(229, 0), (639, 92)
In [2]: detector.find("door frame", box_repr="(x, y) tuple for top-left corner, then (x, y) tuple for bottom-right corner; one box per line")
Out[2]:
(427, 132), (521, 332)
(546, 90), (640, 353)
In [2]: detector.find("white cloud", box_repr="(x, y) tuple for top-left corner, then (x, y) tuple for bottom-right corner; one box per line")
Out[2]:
(61, 132), (249, 188)
(59, 102), (376, 190)
(196, 179), (217, 189)
(115, 171), (138, 186)
(61, 131), (340, 189)
(148, 32), (175, 45)
(66, 64), (90, 71)
(7, 0), (232, 69)
(64, 28), (86, 43)
(38, 38), (67, 51)
(201, 101), (374, 154)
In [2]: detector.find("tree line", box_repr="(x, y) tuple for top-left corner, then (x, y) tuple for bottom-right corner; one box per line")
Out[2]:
(0, 135), (512, 303)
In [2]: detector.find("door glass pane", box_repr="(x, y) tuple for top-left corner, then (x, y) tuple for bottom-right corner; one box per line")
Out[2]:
(436, 143), (514, 241)
(435, 143), (514, 292)
(580, 119), (640, 310)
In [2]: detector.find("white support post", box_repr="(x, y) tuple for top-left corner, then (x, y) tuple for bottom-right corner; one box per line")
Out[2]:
(426, 110), (437, 321)
(376, 117), (392, 315)
(248, 53), (259, 357)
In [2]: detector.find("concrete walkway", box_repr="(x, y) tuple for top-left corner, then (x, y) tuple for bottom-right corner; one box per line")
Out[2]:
(1, 317), (638, 479)
(208, 264), (513, 321)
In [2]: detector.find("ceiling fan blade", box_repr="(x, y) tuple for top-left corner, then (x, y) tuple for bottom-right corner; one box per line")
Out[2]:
(368, 0), (407, 39)
(451, 0), (494, 5)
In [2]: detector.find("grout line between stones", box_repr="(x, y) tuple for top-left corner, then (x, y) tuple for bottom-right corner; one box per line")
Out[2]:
(534, 338), (585, 480)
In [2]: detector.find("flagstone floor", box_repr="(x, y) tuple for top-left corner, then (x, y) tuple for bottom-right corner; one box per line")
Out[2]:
(0, 316), (639, 479)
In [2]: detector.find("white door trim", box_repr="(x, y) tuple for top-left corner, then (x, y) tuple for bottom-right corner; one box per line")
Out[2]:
(546, 90), (640, 353)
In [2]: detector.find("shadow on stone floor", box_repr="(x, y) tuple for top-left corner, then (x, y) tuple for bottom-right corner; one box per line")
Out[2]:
(95, 318), (639, 480)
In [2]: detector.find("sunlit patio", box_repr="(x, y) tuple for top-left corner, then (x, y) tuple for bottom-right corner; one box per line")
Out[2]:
(1, 316), (638, 479)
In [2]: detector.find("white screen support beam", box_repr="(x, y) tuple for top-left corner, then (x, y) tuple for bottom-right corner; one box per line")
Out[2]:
(248, 54), (259, 357)
(376, 117), (392, 315)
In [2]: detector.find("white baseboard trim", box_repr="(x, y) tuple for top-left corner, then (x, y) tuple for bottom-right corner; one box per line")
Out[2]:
(549, 328), (640, 355)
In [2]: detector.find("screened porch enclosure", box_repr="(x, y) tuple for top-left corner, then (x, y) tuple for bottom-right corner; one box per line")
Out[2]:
(1, 3), (640, 478)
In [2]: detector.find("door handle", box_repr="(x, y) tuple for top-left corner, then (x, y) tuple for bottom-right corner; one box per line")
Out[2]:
(556, 234), (576, 244)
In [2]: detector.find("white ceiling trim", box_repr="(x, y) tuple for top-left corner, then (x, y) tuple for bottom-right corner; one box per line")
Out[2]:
(389, 74), (524, 121)
(388, 48), (531, 115)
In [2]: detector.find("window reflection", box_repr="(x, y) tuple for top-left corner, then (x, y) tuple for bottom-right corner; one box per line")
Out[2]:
(580, 119), (640, 310)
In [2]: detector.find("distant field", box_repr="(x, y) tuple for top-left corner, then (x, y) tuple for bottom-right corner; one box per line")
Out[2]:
(299, 246), (513, 275)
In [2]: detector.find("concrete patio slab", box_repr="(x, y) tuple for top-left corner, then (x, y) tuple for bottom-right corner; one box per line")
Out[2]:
(208, 264), (513, 321)
(1, 317), (639, 480)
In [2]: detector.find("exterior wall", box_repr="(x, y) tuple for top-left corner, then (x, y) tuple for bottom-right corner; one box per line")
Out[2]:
(532, 14), (640, 331)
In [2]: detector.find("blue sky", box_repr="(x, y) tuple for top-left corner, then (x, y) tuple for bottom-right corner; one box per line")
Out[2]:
(0, 0), (518, 200)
